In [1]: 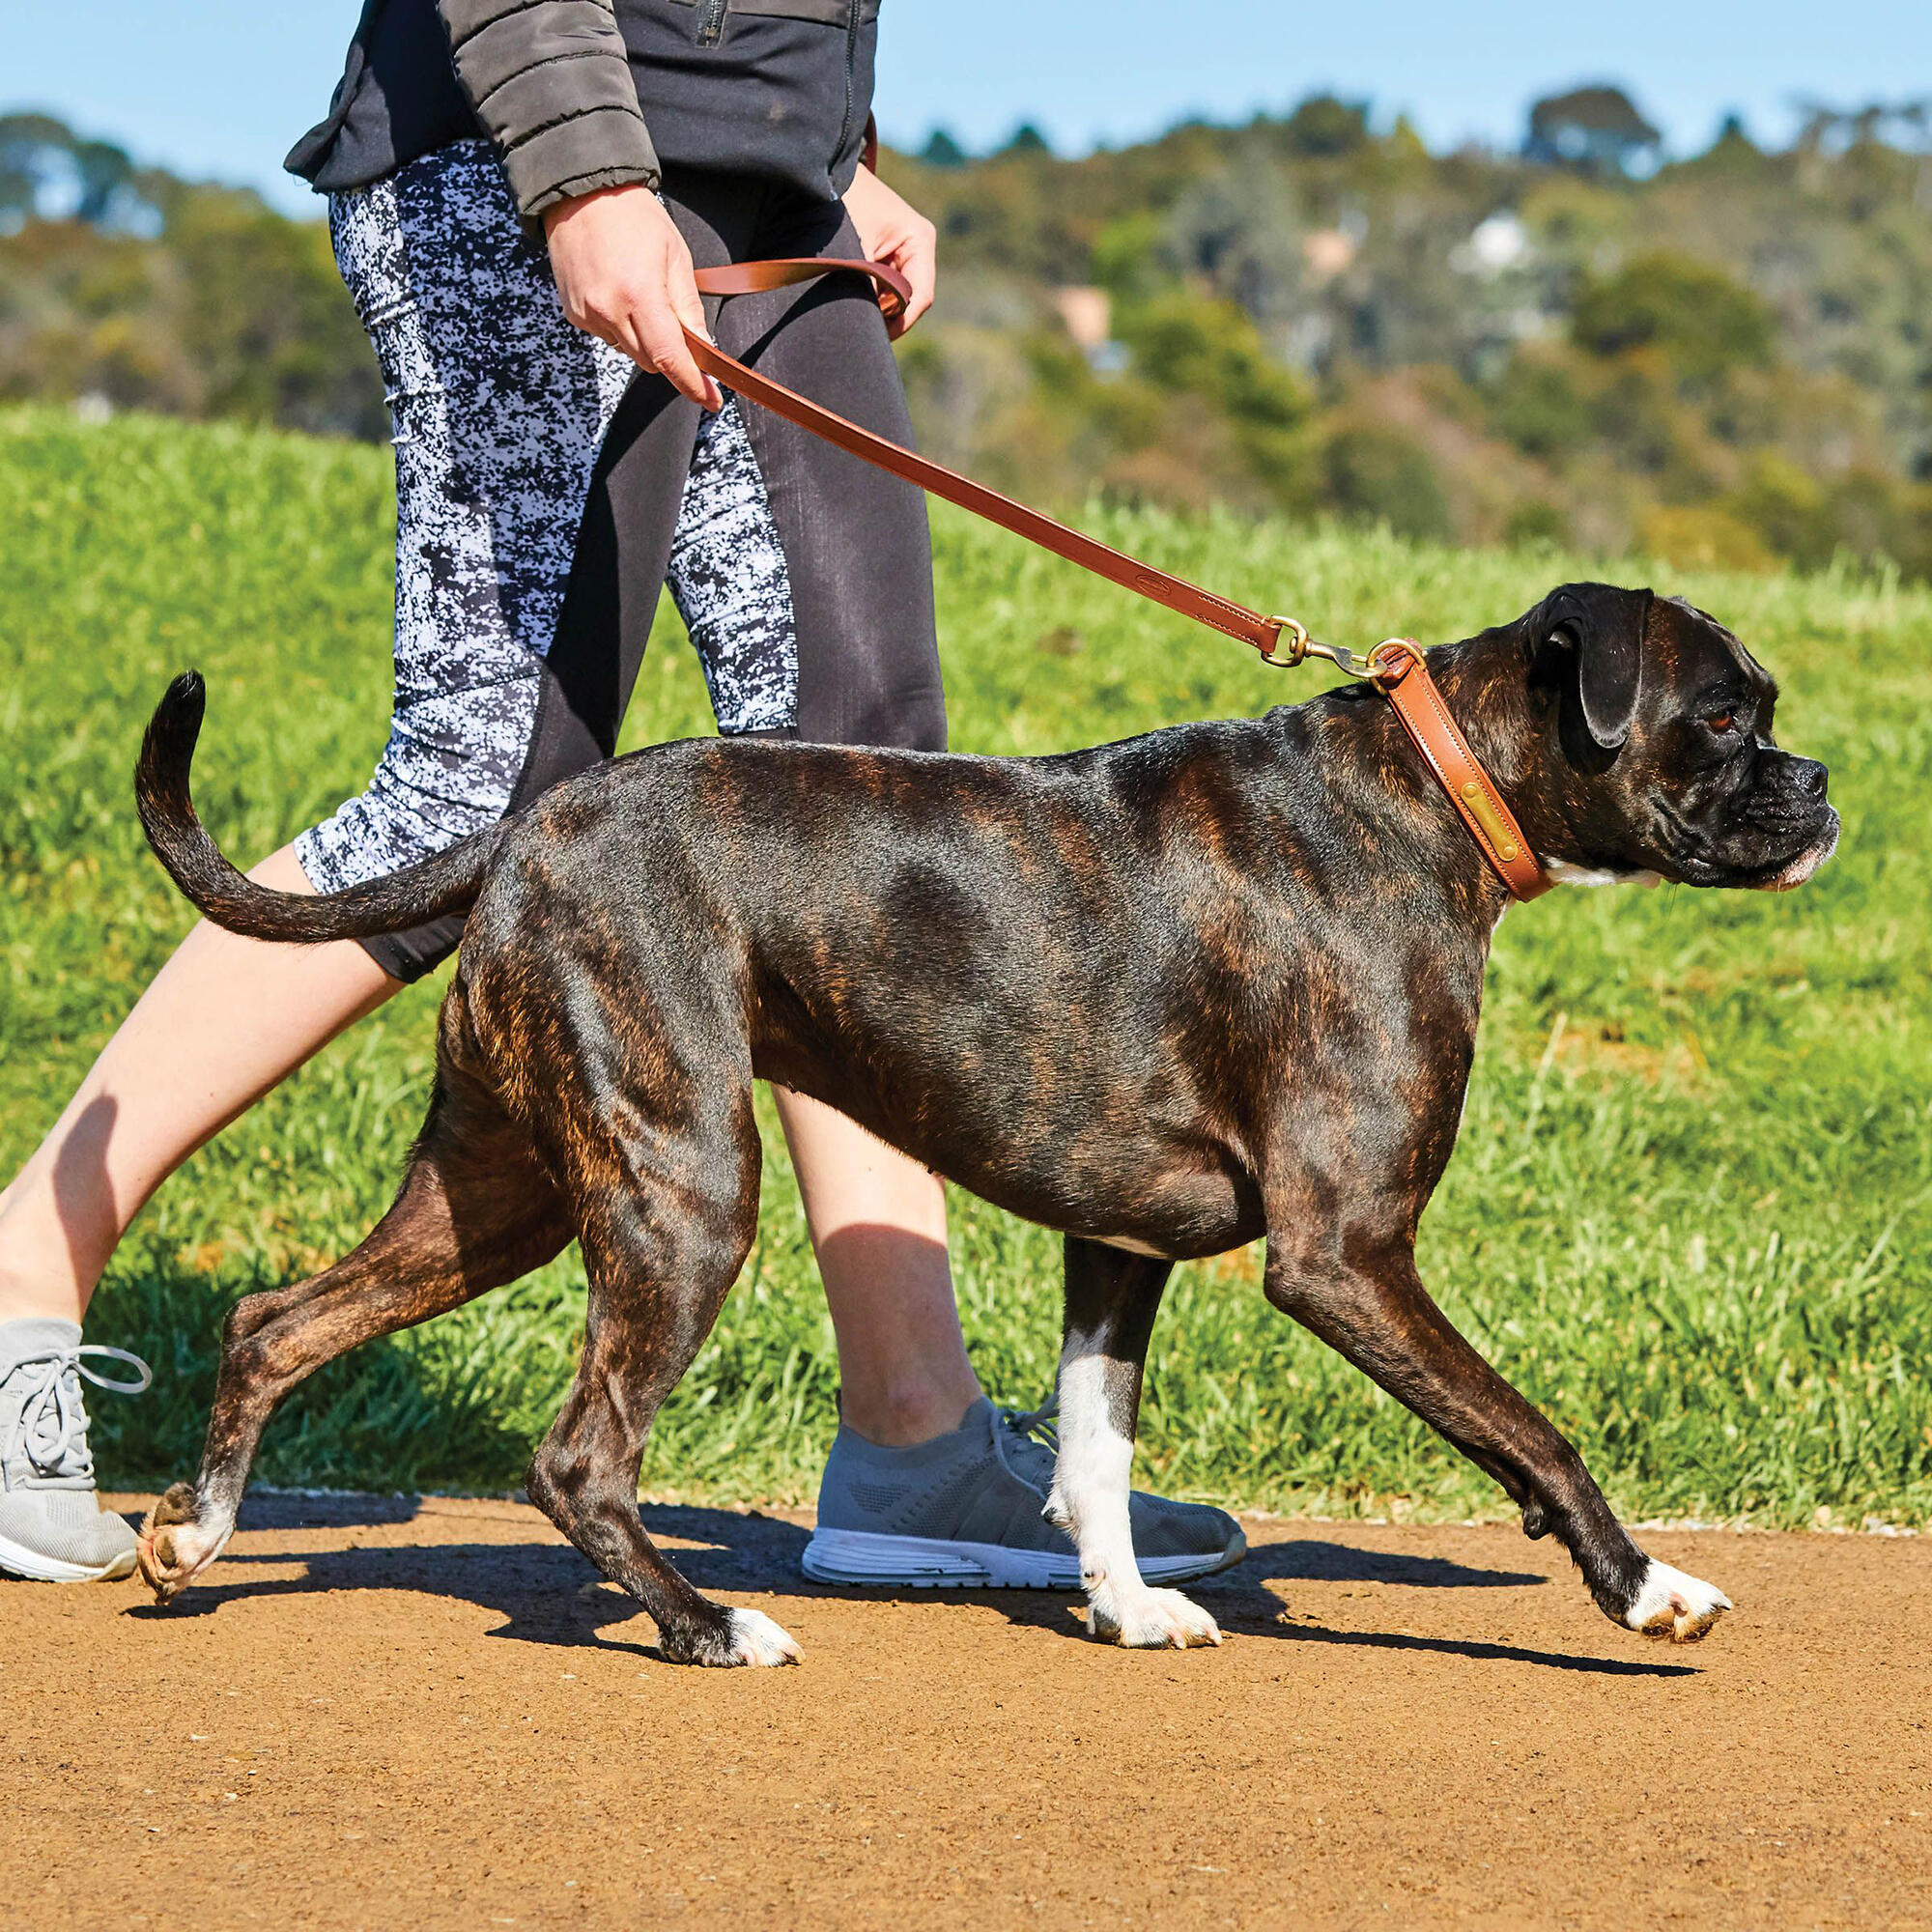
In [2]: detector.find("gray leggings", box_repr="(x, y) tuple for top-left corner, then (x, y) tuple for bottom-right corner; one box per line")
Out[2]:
(298, 139), (944, 981)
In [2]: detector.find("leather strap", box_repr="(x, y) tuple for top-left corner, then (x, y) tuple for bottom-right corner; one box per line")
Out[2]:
(686, 260), (1548, 901)
(1370, 642), (1549, 899)
(689, 261), (1292, 656)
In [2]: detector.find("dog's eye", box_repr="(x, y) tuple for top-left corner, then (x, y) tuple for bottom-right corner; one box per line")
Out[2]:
(1704, 712), (1736, 735)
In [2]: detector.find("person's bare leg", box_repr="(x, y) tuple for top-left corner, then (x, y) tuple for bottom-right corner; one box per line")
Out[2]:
(0, 846), (400, 1323)
(772, 1088), (981, 1446)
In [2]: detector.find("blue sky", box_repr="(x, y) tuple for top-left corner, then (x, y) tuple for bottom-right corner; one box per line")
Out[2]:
(5, 1), (1926, 217)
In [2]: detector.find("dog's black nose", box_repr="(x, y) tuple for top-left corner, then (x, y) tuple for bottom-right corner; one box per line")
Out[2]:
(1790, 757), (1829, 800)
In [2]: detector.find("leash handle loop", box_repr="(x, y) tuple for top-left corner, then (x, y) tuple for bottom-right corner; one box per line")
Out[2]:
(689, 259), (1548, 901)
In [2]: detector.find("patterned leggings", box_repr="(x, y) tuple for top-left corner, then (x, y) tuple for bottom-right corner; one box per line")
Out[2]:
(298, 140), (944, 981)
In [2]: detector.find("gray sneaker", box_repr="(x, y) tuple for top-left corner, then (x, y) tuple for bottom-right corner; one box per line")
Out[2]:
(0, 1318), (152, 1583)
(802, 1395), (1245, 1589)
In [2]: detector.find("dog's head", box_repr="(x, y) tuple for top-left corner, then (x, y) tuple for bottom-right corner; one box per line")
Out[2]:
(1518, 583), (1839, 891)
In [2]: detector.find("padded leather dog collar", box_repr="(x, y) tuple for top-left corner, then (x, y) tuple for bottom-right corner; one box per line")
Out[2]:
(1368, 642), (1550, 901)
(688, 260), (1550, 902)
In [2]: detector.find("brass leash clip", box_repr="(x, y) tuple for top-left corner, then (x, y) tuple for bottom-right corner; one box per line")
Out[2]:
(1258, 615), (1312, 668)
(1261, 616), (1385, 681)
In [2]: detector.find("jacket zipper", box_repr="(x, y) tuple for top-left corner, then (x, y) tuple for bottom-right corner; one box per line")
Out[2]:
(832, 0), (862, 162)
(696, 0), (729, 45)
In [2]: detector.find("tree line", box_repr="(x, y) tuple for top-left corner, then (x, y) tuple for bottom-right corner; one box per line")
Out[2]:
(4, 93), (1929, 579)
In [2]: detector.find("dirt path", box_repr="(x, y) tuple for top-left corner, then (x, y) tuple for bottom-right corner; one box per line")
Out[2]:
(4, 1495), (1926, 1930)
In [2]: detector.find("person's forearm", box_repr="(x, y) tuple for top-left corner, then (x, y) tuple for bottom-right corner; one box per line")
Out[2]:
(437, 0), (658, 223)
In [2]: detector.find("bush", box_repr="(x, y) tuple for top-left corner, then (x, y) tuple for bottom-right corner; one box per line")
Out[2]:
(1487, 353), (1594, 459)
(1320, 422), (1452, 540)
(1638, 502), (1776, 572)
(1573, 250), (1776, 387)
(0, 182), (383, 439)
(1117, 292), (1313, 501)
(1823, 469), (1932, 580)
(1503, 497), (1570, 548)
(1726, 452), (1834, 569)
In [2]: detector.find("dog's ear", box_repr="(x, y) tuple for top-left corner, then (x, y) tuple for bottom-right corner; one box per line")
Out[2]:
(1535, 583), (1649, 751)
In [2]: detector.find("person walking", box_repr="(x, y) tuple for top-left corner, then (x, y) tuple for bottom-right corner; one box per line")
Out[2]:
(0, 0), (1241, 1593)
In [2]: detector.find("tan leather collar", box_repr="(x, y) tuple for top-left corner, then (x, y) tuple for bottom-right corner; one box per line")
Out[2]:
(689, 260), (1548, 903)
(1367, 642), (1549, 900)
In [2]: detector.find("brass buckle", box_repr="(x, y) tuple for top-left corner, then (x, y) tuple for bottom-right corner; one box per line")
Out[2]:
(1261, 622), (1428, 683)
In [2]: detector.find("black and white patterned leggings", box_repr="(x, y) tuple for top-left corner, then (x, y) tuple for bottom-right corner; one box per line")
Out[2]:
(298, 140), (945, 981)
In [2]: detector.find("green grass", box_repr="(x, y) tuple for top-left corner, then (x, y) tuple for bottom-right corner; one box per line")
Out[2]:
(3, 405), (1928, 1526)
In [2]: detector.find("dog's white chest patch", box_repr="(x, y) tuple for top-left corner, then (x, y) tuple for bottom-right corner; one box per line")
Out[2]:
(1544, 858), (1662, 889)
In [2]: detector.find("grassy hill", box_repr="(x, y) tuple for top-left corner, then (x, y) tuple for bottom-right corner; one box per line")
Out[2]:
(3, 406), (1928, 1525)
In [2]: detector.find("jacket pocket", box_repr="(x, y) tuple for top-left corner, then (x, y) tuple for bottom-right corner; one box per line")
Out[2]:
(668, 0), (879, 28)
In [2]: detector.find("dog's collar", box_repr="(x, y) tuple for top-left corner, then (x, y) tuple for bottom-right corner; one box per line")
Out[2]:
(1366, 640), (1550, 902)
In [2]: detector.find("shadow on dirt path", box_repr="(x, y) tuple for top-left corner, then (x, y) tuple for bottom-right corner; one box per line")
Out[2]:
(127, 1494), (1690, 1681)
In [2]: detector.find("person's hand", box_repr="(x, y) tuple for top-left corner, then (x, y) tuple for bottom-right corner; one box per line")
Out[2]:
(543, 185), (723, 410)
(841, 165), (936, 338)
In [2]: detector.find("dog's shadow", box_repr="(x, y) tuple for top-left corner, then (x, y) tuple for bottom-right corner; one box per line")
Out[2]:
(122, 1494), (1696, 1678)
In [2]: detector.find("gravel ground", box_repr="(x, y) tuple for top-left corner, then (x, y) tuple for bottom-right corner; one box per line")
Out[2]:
(4, 1494), (1927, 1929)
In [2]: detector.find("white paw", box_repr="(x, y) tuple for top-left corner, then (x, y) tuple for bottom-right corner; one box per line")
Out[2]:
(1626, 1558), (1732, 1643)
(136, 1489), (236, 1605)
(1088, 1584), (1222, 1650)
(723, 1606), (803, 1667)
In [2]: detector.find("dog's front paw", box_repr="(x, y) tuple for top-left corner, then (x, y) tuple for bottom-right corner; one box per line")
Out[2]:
(1088, 1584), (1222, 1650)
(723, 1606), (803, 1666)
(672, 1605), (803, 1668)
(1625, 1558), (1732, 1643)
(135, 1483), (234, 1605)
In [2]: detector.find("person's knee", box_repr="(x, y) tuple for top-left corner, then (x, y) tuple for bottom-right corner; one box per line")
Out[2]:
(295, 668), (588, 982)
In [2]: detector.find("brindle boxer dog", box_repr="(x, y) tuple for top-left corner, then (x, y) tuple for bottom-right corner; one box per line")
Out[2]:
(131, 583), (1836, 1666)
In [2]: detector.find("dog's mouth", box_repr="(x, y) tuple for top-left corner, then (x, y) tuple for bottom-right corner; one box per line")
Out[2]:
(1745, 809), (1840, 892)
(1708, 808), (1839, 889)
(1668, 807), (1841, 892)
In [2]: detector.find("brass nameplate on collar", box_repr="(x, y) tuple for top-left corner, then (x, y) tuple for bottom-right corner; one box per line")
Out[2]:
(1458, 781), (1520, 863)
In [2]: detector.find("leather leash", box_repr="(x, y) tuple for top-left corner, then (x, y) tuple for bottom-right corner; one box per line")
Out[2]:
(686, 258), (1549, 901)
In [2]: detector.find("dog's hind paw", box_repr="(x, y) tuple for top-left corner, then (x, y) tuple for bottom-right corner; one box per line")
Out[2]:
(1625, 1558), (1732, 1643)
(135, 1483), (234, 1605)
(714, 1606), (803, 1667)
(1088, 1585), (1222, 1651)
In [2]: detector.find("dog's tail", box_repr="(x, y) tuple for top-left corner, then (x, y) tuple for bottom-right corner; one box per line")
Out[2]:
(136, 671), (499, 945)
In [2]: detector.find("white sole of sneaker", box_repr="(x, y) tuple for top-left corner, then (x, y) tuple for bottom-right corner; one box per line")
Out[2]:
(800, 1526), (1245, 1590)
(0, 1527), (138, 1584)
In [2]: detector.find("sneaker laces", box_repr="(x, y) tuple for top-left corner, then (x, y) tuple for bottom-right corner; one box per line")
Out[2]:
(996, 1399), (1060, 1486)
(3, 1346), (153, 1485)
